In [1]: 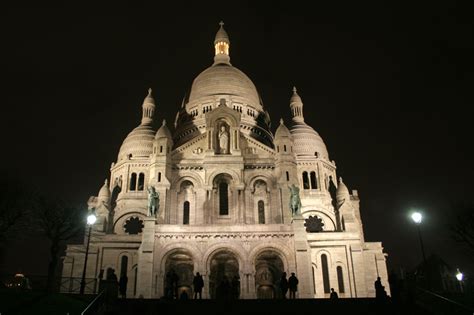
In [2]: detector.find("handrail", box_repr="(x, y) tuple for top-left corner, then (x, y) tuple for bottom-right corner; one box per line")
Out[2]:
(416, 287), (473, 313)
(81, 290), (106, 315)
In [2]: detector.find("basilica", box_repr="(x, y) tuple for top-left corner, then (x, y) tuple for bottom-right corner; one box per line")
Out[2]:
(61, 22), (389, 299)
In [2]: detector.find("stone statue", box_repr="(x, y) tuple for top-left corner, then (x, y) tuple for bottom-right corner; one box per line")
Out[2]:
(218, 125), (229, 154)
(288, 184), (302, 216)
(147, 186), (159, 217)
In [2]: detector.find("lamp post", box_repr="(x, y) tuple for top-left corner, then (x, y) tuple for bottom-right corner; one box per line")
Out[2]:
(411, 212), (427, 265)
(79, 212), (97, 294)
(456, 268), (464, 293)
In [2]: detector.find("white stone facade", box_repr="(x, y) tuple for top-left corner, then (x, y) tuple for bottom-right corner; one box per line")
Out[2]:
(61, 22), (390, 299)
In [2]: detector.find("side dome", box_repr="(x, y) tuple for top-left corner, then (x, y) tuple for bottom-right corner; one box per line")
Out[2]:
(290, 122), (329, 158)
(98, 179), (111, 199)
(275, 119), (292, 139)
(188, 64), (261, 108)
(155, 120), (172, 140)
(288, 87), (329, 158)
(118, 124), (155, 160)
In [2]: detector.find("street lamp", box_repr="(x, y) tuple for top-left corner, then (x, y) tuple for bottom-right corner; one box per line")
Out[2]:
(80, 212), (97, 294)
(411, 211), (427, 265)
(456, 268), (464, 293)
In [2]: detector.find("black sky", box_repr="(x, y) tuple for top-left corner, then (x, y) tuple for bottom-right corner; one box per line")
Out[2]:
(1, 1), (473, 276)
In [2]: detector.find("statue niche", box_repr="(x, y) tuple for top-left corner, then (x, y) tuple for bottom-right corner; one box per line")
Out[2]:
(217, 122), (230, 154)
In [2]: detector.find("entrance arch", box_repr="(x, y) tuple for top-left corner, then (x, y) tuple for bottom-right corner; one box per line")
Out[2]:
(163, 250), (194, 298)
(255, 250), (285, 299)
(208, 250), (240, 299)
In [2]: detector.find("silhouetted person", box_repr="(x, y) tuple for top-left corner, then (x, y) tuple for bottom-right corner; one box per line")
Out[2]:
(330, 288), (338, 299)
(288, 272), (299, 299)
(193, 272), (204, 299)
(119, 274), (128, 299)
(231, 275), (240, 299)
(279, 272), (289, 299)
(105, 269), (119, 302)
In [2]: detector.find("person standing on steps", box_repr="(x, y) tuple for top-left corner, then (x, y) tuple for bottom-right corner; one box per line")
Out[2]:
(279, 272), (289, 299)
(288, 272), (299, 299)
(193, 272), (204, 299)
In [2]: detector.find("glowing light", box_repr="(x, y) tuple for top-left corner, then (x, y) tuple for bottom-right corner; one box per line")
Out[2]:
(87, 213), (97, 225)
(411, 212), (422, 224)
(456, 268), (463, 281)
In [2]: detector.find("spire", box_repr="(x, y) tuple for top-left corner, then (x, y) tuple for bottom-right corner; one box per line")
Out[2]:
(213, 21), (231, 65)
(141, 88), (156, 125)
(290, 86), (304, 122)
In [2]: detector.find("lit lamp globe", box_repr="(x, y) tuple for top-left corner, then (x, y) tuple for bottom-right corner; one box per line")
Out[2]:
(411, 212), (422, 224)
(456, 269), (463, 281)
(87, 213), (97, 225)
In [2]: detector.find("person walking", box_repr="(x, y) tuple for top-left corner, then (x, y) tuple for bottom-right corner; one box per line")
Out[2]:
(119, 274), (128, 299)
(288, 272), (299, 299)
(279, 272), (289, 299)
(193, 272), (204, 299)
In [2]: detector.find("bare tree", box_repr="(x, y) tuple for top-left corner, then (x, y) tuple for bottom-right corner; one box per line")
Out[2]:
(34, 196), (86, 292)
(451, 203), (474, 260)
(0, 173), (30, 242)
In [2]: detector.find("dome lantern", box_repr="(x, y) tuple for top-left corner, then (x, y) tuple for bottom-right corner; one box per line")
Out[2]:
(290, 86), (304, 122)
(213, 21), (231, 65)
(141, 88), (155, 125)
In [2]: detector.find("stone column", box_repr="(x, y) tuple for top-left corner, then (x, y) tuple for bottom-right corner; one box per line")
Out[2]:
(292, 215), (314, 298)
(136, 217), (155, 298)
(203, 273), (210, 299)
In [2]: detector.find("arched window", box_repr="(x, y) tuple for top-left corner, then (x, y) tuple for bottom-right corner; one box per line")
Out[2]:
(258, 200), (265, 224)
(129, 173), (137, 191)
(302, 172), (310, 190)
(137, 173), (145, 191)
(310, 171), (317, 189)
(183, 201), (190, 225)
(283, 144), (287, 152)
(337, 266), (345, 293)
(120, 256), (128, 277)
(160, 145), (163, 153)
(219, 182), (229, 215)
(158, 172), (162, 182)
(286, 171), (290, 181)
(321, 254), (330, 294)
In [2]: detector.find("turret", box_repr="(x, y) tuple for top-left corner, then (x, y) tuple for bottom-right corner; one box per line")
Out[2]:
(290, 87), (304, 123)
(141, 88), (155, 125)
(213, 21), (231, 65)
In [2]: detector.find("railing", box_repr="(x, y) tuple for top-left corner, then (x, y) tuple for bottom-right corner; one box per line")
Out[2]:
(416, 287), (473, 315)
(60, 277), (97, 294)
(81, 290), (106, 315)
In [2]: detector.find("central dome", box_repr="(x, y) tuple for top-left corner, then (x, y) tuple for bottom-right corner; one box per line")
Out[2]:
(188, 63), (261, 107)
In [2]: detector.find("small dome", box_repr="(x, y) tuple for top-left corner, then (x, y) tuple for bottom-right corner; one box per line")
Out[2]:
(214, 21), (229, 44)
(275, 119), (292, 139)
(290, 87), (303, 105)
(118, 124), (155, 160)
(188, 64), (261, 108)
(336, 177), (350, 201)
(290, 122), (329, 158)
(98, 179), (110, 200)
(155, 120), (172, 140)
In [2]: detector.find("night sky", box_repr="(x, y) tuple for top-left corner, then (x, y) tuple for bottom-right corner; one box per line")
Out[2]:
(1, 1), (473, 277)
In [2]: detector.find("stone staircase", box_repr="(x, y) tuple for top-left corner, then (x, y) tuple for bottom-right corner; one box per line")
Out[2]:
(101, 298), (432, 315)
